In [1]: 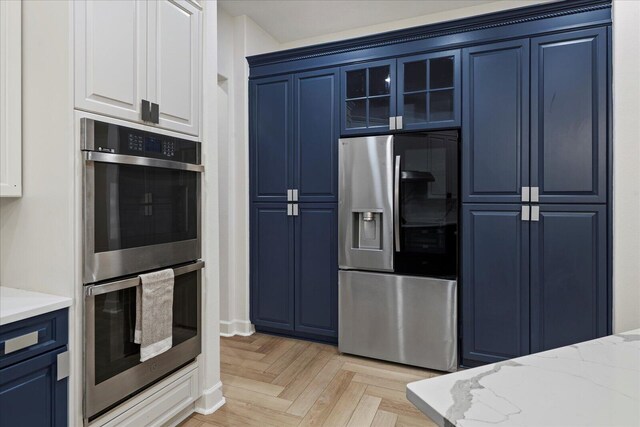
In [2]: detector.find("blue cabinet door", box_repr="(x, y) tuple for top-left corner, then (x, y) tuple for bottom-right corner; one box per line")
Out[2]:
(0, 346), (68, 427)
(250, 204), (295, 330)
(530, 204), (607, 352)
(341, 59), (397, 136)
(397, 49), (461, 131)
(294, 68), (339, 202)
(461, 204), (530, 366)
(294, 203), (338, 338)
(531, 28), (607, 203)
(462, 39), (530, 203)
(250, 75), (293, 202)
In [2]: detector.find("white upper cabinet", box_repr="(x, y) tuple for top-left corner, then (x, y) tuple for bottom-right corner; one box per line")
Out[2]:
(148, 0), (200, 135)
(74, 0), (147, 123)
(75, 0), (201, 136)
(1, 0), (22, 197)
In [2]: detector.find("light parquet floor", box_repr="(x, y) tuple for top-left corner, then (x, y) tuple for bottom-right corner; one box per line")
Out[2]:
(181, 333), (440, 427)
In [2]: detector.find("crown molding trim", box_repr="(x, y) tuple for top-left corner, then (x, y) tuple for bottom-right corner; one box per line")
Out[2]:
(247, 0), (611, 68)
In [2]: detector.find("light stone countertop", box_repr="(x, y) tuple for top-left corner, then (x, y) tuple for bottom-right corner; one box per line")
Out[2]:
(407, 329), (640, 427)
(0, 286), (72, 326)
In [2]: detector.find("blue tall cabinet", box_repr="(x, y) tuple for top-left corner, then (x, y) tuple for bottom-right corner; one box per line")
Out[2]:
(462, 28), (609, 366)
(250, 68), (339, 342)
(248, 0), (613, 360)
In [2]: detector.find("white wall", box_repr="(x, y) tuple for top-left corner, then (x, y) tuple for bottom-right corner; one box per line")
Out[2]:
(612, 0), (640, 333)
(278, 0), (553, 50)
(217, 8), (278, 336)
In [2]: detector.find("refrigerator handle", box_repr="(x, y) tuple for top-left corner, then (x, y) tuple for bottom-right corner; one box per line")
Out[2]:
(394, 155), (401, 252)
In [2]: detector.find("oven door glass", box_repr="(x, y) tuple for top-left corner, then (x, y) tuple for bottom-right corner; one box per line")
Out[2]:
(93, 163), (198, 253)
(93, 270), (199, 385)
(394, 131), (458, 278)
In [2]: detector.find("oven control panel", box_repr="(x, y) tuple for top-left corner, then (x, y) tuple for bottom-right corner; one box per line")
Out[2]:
(85, 119), (200, 164)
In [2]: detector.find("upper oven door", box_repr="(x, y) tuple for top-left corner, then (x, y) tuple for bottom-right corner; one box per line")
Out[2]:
(83, 151), (202, 283)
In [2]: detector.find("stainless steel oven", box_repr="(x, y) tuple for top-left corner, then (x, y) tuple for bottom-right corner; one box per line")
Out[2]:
(84, 261), (202, 420)
(82, 118), (203, 284)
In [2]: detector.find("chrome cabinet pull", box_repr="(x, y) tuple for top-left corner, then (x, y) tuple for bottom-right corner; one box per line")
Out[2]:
(531, 205), (540, 221)
(389, 117), (396, 130)
(292, 189), (298, 202)
(287, 189), (293, 201)
(293, 204), (299, 216)
(396, 116), (403, 130)
(3, 331), (39, 354)
(522, 186), (530, 202)
(521, 205), (530, 221)
(287, 203), (293, 216)
(57, 351), (70, 381)
(531, 187), (540, 202)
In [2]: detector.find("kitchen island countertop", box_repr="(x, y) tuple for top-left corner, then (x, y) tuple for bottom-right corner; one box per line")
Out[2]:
(0, 286), (72, 326)
(407, 329), (640, 427)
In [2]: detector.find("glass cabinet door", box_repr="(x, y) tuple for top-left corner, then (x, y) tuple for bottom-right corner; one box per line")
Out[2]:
(398, 50), (461, 130)
(341, 59), (396, 135)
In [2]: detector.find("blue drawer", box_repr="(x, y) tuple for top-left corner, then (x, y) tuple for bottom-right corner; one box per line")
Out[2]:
(0, 309), (68, 369)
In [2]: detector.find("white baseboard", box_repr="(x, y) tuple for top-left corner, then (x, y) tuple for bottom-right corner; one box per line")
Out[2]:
(194, 381), (225, 415)
(220, 319), (255, 337)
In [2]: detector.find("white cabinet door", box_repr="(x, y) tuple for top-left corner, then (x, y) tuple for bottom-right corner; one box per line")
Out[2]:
(0, 0), (22, 197)
(75, 0), (147, 122)
(148, 0), (200, 135)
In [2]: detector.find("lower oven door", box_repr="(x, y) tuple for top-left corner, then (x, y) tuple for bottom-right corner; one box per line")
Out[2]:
(84, 261), (203, 420)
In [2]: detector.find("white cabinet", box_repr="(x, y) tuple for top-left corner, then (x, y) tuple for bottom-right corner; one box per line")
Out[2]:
(74, 0), (201, 136)
(148, 0), (200, 135)
(0, 0), (22, 197)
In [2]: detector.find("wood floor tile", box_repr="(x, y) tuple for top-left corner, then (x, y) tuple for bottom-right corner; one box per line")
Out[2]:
(371, 410), (398, 427)
(183, 333), (439, 427)
(346, 394), (382, 427)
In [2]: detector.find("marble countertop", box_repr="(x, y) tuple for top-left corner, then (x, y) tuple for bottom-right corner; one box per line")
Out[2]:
(0, 286), (72, 326)
(407, 330), (640, 427)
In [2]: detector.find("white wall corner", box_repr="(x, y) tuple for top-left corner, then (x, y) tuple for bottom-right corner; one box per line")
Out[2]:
(220, 319), (255, 337)
(194, 381), (226, 415)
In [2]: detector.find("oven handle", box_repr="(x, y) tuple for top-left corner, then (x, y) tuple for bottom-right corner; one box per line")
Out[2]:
(84, 261), (205, 297)
(84, 151), (204, 173)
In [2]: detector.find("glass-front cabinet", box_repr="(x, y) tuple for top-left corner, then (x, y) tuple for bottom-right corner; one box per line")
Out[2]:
(397, 50), (461, 131)
(341, 59), (397, 135)
(340, 50), (460, 135)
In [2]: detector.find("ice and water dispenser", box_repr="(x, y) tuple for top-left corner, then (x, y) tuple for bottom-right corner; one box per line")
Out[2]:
(352, 210), (383, 250)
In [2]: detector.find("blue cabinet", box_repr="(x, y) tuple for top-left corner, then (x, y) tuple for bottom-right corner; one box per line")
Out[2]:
(462, 28), (609, 367)
(530, 205), (607, 352)
(250, 203), (338, 342)
(397, 50), (461, 131)
(531, 28), (607, 204)
(250, 69), (339, 341)
(250, 204), (295, 331)
(341, 59), (397, 135)
(0, 309), (68, 427)
(294, 204), (338, 339)
(462, 39), (530, 203)
(461, 205), (530, 366)
(341, 52), (461, 136)
(250, 75), (293, 202)
(295, 69), (339, 202)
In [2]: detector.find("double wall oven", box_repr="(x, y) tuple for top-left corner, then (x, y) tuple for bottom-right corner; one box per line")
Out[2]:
(338, 131), (458, 372)
(81, 118), (203, 420)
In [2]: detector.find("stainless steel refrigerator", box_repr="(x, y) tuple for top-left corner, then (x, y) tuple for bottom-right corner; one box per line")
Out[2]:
(338, 132), (458, 372)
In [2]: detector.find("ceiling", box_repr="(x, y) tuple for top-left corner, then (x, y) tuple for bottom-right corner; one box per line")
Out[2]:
(219, 0), (503, 44)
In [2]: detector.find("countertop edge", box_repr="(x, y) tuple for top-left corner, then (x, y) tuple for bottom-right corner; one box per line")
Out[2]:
(406, 383), (448, 427)
(0, 287), (73, 326)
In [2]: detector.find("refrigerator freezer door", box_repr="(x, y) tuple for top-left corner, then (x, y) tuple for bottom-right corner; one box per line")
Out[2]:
(339, 270), (457, 372)
(339, 136), (394, 271)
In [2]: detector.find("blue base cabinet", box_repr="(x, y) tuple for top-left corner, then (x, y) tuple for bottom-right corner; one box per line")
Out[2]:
(0, 309), (69, 427)
(251, 203), (338, 343)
